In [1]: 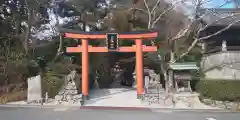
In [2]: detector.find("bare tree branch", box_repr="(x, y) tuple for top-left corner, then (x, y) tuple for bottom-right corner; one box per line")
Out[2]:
(174, 19), (240, 63)
(51, 14), (63, 63)
(203, 0), (233, 20)
(140, 0), (238, 61)
(143, 0), (152, 29)
(151, 0), (229, 37)
(199, 19), (240, 41)
(172, 11), (240, 42)
(197, 12), (240, 35)
(172, 38), (198, 63)
(128, 8), (148, 14)
(150, 0), (161, 14)
(151, 0), (186, 28)
(172, 23), (193, 41)
(128, 0), (239, 93)
(168, 0), (240, 63)
(151, 4), (175, 28)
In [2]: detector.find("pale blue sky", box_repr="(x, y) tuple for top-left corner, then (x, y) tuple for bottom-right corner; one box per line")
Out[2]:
(206, 0), (234, 8)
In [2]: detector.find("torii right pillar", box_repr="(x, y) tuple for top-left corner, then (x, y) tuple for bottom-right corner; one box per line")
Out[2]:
(136, 39), (144, 98)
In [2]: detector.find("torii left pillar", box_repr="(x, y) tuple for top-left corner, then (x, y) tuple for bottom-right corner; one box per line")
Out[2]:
(81, 39), (89, 100)
(136, 39), (144, 98)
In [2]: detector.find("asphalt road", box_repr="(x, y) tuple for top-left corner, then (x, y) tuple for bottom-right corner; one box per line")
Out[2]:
(0, 106), (239, 120)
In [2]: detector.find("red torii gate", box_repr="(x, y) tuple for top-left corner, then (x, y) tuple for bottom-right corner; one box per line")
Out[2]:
(61, 29), (158, 104)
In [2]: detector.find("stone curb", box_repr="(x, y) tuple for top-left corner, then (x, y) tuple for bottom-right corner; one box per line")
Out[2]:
(0, 104), (80, 109)
(0, 104), (238, 113)
(80, 106), (150, 111)
(81, 106), (236, 113)
(150, 108), (234, 113)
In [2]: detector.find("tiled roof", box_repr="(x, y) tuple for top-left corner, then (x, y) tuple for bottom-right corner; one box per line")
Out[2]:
(169, 62), (198, 70)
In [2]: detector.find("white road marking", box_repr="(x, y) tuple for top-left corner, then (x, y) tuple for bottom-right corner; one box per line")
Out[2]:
(53, 107), (69, 111)
(53, 107), (79, 112)
(151, 109), (173, 113)
(206, 117), (216, 120)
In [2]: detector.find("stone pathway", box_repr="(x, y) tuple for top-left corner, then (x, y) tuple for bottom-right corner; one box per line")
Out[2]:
(84, 69), (171, 108)
(84, 70), (144, 107)
(84, 88), (220, 109)
(85, 88), (146, 107)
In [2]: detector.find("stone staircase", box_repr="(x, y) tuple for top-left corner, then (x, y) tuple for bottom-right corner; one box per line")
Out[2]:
(142, 82), (173, 106)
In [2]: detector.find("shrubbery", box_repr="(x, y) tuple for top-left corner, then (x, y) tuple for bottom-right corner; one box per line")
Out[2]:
(41, 59), (81, 98)
(195, 79), (240, 101)
(97, 69), (113, 88)
(26, 61), (40, 77)
(42, 70), (64, 98)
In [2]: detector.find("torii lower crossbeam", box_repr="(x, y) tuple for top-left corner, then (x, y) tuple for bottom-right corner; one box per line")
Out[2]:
(66, 46), (157, 52)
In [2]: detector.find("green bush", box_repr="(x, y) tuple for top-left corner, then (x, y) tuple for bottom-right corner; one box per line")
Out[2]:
(48, 63), (70, 75)
(27, 65), (39, 77)
(73, 74), (94, 93)
(196, 79), (240, 101)
(190, 79), (200, 91)
(42, 71), (64, 98)
(97, 68), (113, 88)
(41, 58), (83, 98)
(29, 42), (58, 62)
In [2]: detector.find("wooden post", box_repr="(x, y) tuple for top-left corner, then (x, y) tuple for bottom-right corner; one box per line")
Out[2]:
(135, 39), (144, 98)
(82, 39), (89, 100)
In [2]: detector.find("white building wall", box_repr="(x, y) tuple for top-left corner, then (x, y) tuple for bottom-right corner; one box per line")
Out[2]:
(205, 67), (240, 79)
(202, 51), (240, 80)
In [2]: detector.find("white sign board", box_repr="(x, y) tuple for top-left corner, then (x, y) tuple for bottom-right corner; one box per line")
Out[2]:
(27, 75), (42, 102)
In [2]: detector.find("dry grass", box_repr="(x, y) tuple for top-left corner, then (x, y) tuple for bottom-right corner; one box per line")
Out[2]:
(0, 90), (27, 104)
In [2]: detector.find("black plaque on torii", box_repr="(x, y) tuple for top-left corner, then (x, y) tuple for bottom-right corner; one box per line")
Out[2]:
(106, 33), (119, 51)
